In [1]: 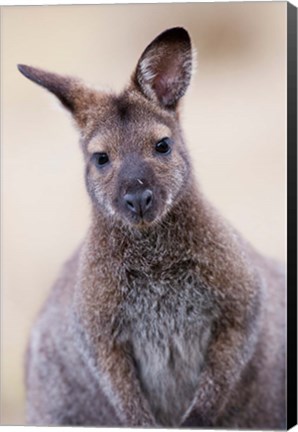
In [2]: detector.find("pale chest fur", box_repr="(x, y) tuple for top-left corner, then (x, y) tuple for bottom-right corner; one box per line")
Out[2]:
(116, 262), (214, 426)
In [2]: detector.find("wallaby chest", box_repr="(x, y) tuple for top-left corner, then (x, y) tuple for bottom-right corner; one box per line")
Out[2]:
(116, 261), (213, 425)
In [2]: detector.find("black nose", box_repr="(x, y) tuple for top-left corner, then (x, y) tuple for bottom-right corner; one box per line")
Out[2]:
(124, 189), (153, 218)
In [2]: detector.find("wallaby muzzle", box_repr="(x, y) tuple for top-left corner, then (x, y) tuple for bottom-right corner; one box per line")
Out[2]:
(115, 154), (164, 225)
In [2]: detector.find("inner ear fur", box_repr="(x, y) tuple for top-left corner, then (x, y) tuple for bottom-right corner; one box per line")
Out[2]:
(18, 64), (98, 128)
(133, 27), (193, 109)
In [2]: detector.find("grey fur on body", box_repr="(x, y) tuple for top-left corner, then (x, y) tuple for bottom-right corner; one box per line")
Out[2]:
(19, 27), (286, 429)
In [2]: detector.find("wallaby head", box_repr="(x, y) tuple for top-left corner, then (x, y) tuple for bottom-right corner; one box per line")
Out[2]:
(18, 28), (193, 228)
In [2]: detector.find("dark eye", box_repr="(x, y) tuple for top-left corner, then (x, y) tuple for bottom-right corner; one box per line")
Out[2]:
(155, 137), (172, 154)
(93, 152), (109, 167)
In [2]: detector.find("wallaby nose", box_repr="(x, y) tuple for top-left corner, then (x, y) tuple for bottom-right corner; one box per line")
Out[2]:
(124, 189), (153, 218)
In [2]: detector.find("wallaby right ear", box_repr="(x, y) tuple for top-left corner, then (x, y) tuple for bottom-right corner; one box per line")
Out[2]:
(17, 64), (97, 128)
(133, 27), (193, 109)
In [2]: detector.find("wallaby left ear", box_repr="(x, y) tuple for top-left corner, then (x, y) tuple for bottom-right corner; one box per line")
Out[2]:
(133, 27), (192, 109)
(17, 64), (97, 128)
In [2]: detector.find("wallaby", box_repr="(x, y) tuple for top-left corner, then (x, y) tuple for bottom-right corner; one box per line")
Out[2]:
(18, 27), (286, 429)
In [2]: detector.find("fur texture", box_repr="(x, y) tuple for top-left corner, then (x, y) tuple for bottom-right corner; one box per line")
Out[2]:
(19, 27), (286, 428)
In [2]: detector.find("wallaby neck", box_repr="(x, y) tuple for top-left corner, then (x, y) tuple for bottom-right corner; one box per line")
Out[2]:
(86, 179), (211, 270)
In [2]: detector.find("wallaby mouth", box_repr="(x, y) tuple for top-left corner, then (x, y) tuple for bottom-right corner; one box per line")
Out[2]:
(120, 190), (159, 227)
(123, 188), (153, 220)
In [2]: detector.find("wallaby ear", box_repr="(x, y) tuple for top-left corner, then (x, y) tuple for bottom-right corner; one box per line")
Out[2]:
(17, 64), (96, 128)
(133, 27), (192, 109)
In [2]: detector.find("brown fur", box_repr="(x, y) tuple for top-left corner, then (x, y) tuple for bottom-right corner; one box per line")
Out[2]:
(18, 27), (286, 428)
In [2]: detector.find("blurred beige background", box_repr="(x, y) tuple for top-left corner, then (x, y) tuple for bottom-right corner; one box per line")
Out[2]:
(1, 2), (286, 425)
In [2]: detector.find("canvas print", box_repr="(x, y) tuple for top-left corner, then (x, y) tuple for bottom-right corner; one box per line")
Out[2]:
(1, 2), (295, 429)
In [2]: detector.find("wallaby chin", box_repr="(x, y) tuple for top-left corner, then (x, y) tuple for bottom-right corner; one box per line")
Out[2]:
(19, 27), (285, 429)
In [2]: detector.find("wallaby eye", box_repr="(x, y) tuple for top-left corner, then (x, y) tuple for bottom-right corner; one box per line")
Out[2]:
(93, 152), (109, 167)
(155, 137), (172, 154)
